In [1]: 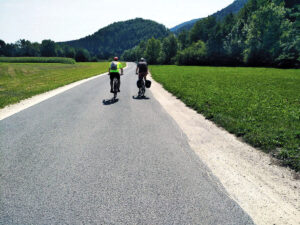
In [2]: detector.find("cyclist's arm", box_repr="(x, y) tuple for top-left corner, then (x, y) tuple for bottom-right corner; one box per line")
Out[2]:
(136, 66), (139, 74)
(120, 68), (123, 75)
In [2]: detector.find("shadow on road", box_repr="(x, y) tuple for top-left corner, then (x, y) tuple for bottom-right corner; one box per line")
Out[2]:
(102, 98), (119, 105)
(132, 95), (150, 100)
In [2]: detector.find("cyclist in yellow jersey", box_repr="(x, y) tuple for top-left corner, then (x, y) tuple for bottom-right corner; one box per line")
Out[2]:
(108, 57), (123, 93)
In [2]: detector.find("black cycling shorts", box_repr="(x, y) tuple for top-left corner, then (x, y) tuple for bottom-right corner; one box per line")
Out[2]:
(109, 72), (120, 81)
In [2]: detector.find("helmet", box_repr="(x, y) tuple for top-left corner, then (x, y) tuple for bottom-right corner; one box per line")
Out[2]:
(114, 57), (118, 61)
(140, 57), (145, 62)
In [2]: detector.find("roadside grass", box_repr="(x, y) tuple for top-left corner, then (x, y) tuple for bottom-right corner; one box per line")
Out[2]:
(150, 65), (300, 171)
(0, 62), (126, 108)
(0, 57), (76, 64)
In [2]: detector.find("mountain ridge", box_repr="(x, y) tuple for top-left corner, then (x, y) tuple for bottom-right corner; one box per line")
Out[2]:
(170, 0), (249, 33)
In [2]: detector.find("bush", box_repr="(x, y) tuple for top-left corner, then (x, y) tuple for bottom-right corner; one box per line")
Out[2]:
(75, 49), (91, 62)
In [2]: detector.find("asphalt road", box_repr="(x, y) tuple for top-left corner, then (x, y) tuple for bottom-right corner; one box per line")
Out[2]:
(0, 63), (254, 224)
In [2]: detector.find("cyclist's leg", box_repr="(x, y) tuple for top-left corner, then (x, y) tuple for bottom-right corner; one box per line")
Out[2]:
(117, 73), (120, 92)
(138, 73), (145, 96)
(110, 73), (114, 92)
(137, 74), (141, 96)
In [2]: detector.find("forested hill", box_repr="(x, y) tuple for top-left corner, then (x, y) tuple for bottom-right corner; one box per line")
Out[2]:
(170, 0), (248, 34)
(169, 18), (200, 34)
(61, 18), (170, 58)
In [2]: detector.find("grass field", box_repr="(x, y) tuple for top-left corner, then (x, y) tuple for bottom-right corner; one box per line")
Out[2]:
(150, 65), (300, 171)
(0, 57), (76, 64)
(0, 62), (126, 109)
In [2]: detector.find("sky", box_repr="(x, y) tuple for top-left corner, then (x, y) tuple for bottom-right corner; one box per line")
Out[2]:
(0, 0), (234, 43)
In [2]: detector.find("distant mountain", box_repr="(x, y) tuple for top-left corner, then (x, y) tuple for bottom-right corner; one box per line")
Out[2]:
(61, 18), (170, 58)
(170, 0), (249, 34)
(170, 18), (200, 33)
(212, 0), (249, 20)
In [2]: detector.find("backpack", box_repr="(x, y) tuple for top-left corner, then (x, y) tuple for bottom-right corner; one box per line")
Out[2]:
(110, 62), (118, 70)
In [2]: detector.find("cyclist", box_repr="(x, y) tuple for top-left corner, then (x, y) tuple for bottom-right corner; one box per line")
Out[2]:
(136, 57), (148, 81)
(108, 57), (123, 93)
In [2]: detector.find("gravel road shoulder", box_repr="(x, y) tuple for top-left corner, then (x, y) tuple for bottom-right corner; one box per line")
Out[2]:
(149, 74), (300, 225)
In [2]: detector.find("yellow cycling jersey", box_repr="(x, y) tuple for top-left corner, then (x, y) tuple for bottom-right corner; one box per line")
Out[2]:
(110, 61), (123, 73)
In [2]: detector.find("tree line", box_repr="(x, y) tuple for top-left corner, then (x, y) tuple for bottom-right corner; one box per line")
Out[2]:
(0, 39), (93, 62)
(122, 0), (300, 68)
(0, 18), (170, 63)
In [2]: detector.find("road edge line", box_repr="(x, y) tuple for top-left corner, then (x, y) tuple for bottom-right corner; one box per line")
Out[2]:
(0, 72), (108, 121)
(0, 62), (129, 121)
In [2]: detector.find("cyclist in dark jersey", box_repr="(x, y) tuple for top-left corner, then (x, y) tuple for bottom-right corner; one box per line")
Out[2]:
(136, 58), (148, 81)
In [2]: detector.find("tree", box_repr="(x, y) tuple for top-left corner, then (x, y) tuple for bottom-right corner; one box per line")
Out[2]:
(160, 35), (178, 64)
(3, 43), (17, 56)
(41, 39), (56, 57)
(15, 39), (40, 56)
(55, 45), (65, 57)
(75, 48), (91, 62)
(276, 19), (300, 67)
(206, 23), (227, 65)
(64, 45), (76, 58)
(31, 42), (41, 56)
(224, 18), (246, 65)
(145, 37), (161, 64)
(0, 40), (6, 56)
(176, 40), (207, 65)
(243, 3), (291, 66)
(121, 40), (148, 62)
(177, 30), (190, 50)
(190, 16), (217, 43)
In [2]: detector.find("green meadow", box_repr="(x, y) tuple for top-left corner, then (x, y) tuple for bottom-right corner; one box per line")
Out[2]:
(150, 65), (300, 171)
(0, 62), (126, 109)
